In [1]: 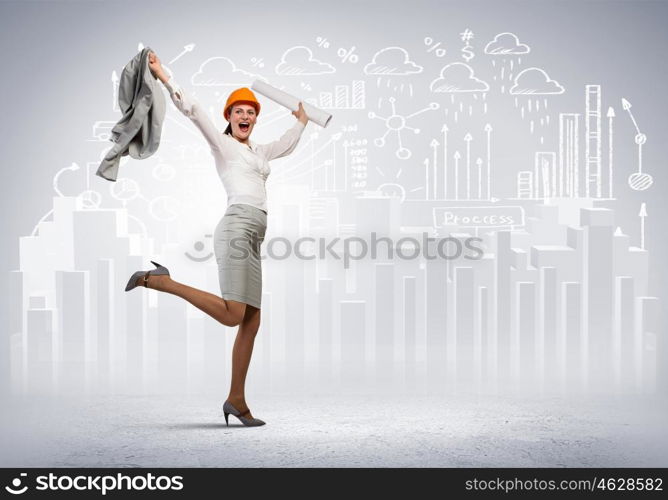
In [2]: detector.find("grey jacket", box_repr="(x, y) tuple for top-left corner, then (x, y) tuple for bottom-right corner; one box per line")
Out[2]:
(96, 47), (166, 181)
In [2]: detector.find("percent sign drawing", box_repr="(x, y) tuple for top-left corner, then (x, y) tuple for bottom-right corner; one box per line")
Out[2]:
(424, 37), (446, 57)
(316, 36), (330, 48)
(250, 57), (265, 68)
(338, 46), (359, 63)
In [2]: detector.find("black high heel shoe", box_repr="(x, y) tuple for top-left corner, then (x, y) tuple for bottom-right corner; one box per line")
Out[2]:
(124, 261), (170, 291)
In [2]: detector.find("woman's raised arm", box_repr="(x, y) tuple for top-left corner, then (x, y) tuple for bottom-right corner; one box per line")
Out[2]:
(149, 51), (223, 153)
(256, 103), (308, 161)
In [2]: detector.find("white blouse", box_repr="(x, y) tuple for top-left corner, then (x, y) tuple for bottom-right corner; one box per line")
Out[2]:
(162, 76), (306, 213)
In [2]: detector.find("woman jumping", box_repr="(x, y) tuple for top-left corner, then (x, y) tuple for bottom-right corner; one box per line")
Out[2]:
(125, 51), (308, 427)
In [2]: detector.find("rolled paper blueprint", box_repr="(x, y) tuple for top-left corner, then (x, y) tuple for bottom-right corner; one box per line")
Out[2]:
(251, 80), (333, 128)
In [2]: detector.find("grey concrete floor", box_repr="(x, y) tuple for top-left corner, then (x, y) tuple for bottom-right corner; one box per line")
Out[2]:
(1, 392), (667, 467)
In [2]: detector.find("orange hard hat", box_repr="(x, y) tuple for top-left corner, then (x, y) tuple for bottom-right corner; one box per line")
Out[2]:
(223, 87), (261, 120)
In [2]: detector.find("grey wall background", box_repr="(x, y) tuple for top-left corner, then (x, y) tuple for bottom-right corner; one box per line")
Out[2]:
(1, 0), (667, 396)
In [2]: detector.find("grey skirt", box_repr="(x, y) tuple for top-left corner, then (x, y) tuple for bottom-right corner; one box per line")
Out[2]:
(213, 203), (267, 309)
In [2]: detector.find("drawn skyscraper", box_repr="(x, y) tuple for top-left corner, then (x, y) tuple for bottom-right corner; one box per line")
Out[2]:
(614, 276), (635, 391)
(517, 171), (533, 199)
(534, 152), (557, 199)
(581, 208), (614, 390)
(585, 85), (602, 198)
(55, 270), (88, 392)
(340, 300), (365, 389)
(318, 278), (334, 385)
(635, 297), (659, 392)
(402, 276), (417, 389)
(425, 237), (447, 388)
(495, 231), (513, 384)
(559, 113), (579, 197)
(374, 263), (395, 385)
(454, 267), (475, 388)
(539, 267), (559, 390)
(561, 282), (583, 390)
(516, 282), (537, 392)
(26, 296), (54, 394)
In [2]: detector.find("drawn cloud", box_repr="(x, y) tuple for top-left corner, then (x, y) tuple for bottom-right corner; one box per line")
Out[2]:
(363, 47), (423, 75)
(275, 46), (336, 75)
(429, 62), (489, 93)
(509, 67), (564, 94)
(192, 57), (263, 86)
(484, 32), (531, 55)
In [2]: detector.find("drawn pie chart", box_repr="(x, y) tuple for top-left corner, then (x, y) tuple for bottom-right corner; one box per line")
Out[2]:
(77, 190), (102, 209)
(153, 162), (176, 182)
(149, 196), (181, 222)
(110, 178), (140, 202)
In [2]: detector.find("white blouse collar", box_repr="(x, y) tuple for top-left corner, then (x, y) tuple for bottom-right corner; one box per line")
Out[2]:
(222, 133), (257, 152)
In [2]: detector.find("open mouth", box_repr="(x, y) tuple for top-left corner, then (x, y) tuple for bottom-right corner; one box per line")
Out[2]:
(239, 122), (250, 132)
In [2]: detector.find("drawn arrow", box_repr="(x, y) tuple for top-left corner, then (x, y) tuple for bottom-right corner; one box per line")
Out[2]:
(464, 133), (473, 199)
(621, 98), (641, 135)
(169, 44), (196, 65)
(280, 134), (339, 178)
(484, 123), (492, 200)
(453, 150), (461, 200)
(53, 162), (80, 197)
(442, 124), (449, 199)
(424, 158), (430, 200)
(430, 139), (439, 199)
(476, 157), (483, 199)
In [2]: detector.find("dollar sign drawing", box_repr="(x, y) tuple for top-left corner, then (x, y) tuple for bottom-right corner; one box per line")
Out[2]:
(461, 44), (474, 62)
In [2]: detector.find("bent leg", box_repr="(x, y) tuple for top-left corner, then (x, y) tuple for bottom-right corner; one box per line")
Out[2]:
(145, 275), (245, 327)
